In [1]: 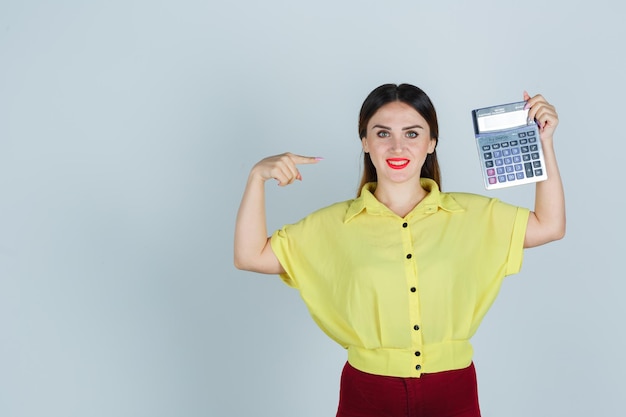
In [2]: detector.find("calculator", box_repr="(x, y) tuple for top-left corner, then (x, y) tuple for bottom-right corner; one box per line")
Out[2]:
(472, 101), (547, 190)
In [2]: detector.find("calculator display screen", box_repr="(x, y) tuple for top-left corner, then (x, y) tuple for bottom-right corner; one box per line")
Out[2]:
(476, 108), (528, 133)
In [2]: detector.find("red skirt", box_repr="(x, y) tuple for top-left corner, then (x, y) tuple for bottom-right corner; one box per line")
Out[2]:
(336, 361), (481, 417)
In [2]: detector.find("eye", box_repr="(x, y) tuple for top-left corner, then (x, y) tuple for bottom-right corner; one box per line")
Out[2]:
(405, 131), (418, 139)
(376, 130), (390, 138)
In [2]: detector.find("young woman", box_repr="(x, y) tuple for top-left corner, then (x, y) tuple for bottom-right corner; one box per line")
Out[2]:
(234, 83), (565, 417)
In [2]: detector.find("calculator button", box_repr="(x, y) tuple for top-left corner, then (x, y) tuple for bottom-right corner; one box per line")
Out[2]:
(529, 137), (537, 143)
(533, 161), (542, 168)
(497, 167), (505, 175)
(482, 145), (491, 151)
(488, 177), (497, 185)
(531, 153), (540, 160)
(485, 160), (494, 168)
(502, 149), (511, 157)
(507, 174), (516, 181)
(530, 144), (538, 152)
(501, 142), (509, 148)
(510, 140), (518, 146)
(520, 139), (528, 144)
(511, 148), (520, 155)
(521, 146), (529, 153)
(527, 131), (536, 136)
(513, 156), (522, 163)
(493, 150), (502, 158)
(498, 175), (507, 182)
(522, 154), (531, 161)
(514, 164), (523, 171)
(504, 157), (512, 165)
(524, 162), (534, 177)
(535, 169), (543, 176)
(484, 152), (493, 159)
(495, 159), (504, 166)
(505, 165), (514, 173)
(492, 143), (500, 149)
(487, 168), (496, 176)
(518, 132), (527, 138)
(516, 172), (525, 180)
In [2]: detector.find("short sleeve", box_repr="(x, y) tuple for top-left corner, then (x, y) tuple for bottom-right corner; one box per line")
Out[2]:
(506, 206), (530, 275)
(270, 225), (299, 288)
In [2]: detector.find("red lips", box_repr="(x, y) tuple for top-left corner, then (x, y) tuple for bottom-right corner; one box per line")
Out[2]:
(386, 158), (410, 170)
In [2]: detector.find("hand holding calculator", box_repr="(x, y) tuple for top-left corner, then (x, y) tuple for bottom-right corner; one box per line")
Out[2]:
(472, 101), (547, 190)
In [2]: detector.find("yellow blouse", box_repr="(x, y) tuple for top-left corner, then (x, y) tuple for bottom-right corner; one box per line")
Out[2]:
(270, 179), (529, 378)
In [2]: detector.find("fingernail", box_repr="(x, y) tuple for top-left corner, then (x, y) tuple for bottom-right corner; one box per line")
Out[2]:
(524, 102), (530, 110)
(314, 157), (324, 161)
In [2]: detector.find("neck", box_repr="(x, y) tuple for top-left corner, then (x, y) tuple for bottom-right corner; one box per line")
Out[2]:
(374, 180), (428, 218)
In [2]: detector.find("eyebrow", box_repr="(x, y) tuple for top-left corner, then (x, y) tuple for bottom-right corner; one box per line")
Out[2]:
(371, 124), (425, 131)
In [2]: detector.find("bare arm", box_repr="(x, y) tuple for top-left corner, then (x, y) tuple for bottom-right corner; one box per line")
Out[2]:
(523, 93), (566, 248)
(234, 153), (320, 273)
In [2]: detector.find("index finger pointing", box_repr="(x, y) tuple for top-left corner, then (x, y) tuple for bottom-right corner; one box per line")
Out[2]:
(290, 154), (324, 165)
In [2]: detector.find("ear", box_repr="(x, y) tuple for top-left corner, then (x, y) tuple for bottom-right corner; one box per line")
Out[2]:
(361, 137), (369, 153)
(427, 137), (437, 154)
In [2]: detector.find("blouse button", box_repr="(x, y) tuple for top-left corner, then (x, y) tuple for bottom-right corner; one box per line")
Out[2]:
(413, 325), (420, 331)
(406, 254), (412, 259)
(415, 351), (421, 356)
(410, 287), (416, 292)
(415, 364), (422, 371)
(402, 222), (408, 228)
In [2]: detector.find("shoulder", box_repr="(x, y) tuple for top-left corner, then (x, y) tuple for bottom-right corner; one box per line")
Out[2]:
(272, 198), (355, 249)
(311, 198), (354, 216)
(443, 191), (521, 215)
(445, 191), (493, 206)
(280, 198), (355, 231)
(438, 191), (529, 246)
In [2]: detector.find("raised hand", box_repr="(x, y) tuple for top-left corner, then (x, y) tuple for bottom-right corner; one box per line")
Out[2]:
(235, 152), (322, 273)
(522, 92), (566, 248)
(524, 91), (559, 142)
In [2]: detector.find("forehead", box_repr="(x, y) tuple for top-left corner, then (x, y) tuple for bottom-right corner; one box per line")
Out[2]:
(368, 101), (428, 128)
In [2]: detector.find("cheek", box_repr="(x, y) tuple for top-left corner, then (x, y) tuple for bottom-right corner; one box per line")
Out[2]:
(414, 139), (435, 155)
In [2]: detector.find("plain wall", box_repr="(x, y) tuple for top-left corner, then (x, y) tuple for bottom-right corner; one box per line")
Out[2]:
(1, 1), (624, 416)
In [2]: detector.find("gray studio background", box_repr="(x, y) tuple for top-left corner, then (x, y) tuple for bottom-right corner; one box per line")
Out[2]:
(1, 1), (623, 416)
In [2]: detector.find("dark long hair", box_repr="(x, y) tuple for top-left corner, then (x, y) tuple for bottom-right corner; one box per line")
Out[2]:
(357, 83), (441, 195)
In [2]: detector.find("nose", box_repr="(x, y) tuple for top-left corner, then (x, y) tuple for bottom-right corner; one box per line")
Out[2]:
(391, 135), (403, 152)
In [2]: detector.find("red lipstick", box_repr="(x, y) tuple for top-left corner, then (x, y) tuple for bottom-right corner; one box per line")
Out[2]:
(386, 158), (410, 170)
